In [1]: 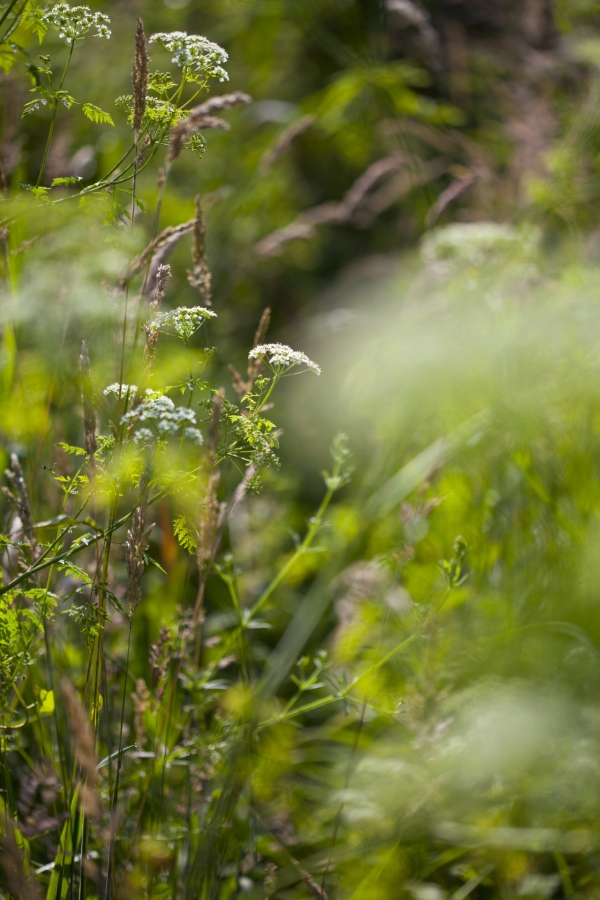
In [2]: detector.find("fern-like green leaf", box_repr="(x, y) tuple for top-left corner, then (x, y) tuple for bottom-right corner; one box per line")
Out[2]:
(82, 103), (114, 125)
(173, 516), (198, 555)
(21, 1), (48, 43)
(51, 176), (82, 187)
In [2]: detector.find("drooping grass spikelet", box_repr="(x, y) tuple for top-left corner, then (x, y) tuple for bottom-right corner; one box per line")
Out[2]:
(132, 18), (149, 141)
(60, 680), (101, 819)
(167, 92), (251, 163)
(261, 115), (315, 170)
(0, 828), (43, 900)
(78, 340), (97, 457)
(187, 196), (212, 303)
(5, 453), (36, 550)
(121, 220), (194, 296)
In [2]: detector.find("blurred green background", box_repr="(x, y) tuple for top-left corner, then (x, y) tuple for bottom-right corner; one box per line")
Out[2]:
(6, 2), (600, 898)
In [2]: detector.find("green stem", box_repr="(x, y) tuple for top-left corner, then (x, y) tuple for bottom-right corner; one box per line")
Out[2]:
(0, 0), (19, 30)
(258, 587), (453, 730)
(36, 39), (75, 188)
(105, 620), (133, 899)
(248, 485), (334, 621)
(0, 0), (26, 44)
(252, 371), (280, 417)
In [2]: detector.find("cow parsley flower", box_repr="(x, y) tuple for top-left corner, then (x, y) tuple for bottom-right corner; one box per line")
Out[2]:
(150, 306), (216, 342)
(149, 32), (229, 81)
(122, 395), (200, 445)
(103, 383), (137, 398)
(43, 4), (111, 41)
(248, 343), (321, 375)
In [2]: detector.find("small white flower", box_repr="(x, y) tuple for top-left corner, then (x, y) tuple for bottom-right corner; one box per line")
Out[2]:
(248, 343), (321, 375)
(151, 306), (216, 342)
(186, 427), (204, 446)
(43, 4), (111, 41)
(122, 394), (201, 445)
(103, 383), (137, 398)
(149, 32), (229, 81)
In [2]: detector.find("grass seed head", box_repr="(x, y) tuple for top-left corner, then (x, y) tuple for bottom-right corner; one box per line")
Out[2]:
(132, 18), (149, 140)
(0, 828), (43, 900)
(60, 680), (101, 818)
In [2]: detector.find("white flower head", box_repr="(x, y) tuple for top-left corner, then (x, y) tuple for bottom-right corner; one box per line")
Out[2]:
(151, 306), (216, 342)
(103, 383), (137, 398)
(248, 343), (321, 375)
(149, 32), (229, 81)
(122, 394), (201, 447)
(43, 4), (111, 41)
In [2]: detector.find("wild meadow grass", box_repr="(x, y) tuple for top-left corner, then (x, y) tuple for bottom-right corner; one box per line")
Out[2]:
(3, 3), (600, 900)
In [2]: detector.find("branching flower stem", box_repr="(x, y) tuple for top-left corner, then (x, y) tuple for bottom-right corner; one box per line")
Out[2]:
(257, 586), (453, 730)
(36, 39), (75, 187)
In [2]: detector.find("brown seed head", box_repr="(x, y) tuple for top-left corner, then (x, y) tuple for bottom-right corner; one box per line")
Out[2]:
(187, 197), (212, 302)
(197, 470), (220, 576)
(150, 624), (172, 700)
(0, 828), (43, 900)
(5, 453), (35, 546)
(60, 680), (101, 819)
(132, 18), (149, 140)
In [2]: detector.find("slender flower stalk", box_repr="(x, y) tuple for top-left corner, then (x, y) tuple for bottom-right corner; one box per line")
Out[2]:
(78, 340), (97, 457)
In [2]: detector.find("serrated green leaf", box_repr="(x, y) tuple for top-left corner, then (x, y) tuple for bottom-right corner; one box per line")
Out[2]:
(50, 175), (85, 189)
(57, 441), (87, 455)
(21, 1), (48, 43)
(57, 560), (92, 586)
(173, 515), (198, 555)
(82, 103), (114, 125)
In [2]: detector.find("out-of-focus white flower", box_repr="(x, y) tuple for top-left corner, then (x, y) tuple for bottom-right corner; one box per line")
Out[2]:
(103, 383), (137, 398)
(149, 32), (229, 81)
(248, 342), (321, 375)
(122, 394), (201, 445)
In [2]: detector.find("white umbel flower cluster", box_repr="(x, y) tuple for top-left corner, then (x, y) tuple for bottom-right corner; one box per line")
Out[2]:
(122, 395), (203, 445)
(43, 4), (111, 40)
(151, 306), (216, 342)
(248, 343), (321, 375)
(149, 32), (229, 82)
(103, 383), (137, 398)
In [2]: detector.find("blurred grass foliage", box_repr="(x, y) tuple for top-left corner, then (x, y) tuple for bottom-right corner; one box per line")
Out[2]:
(4, 1), (600, 899)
